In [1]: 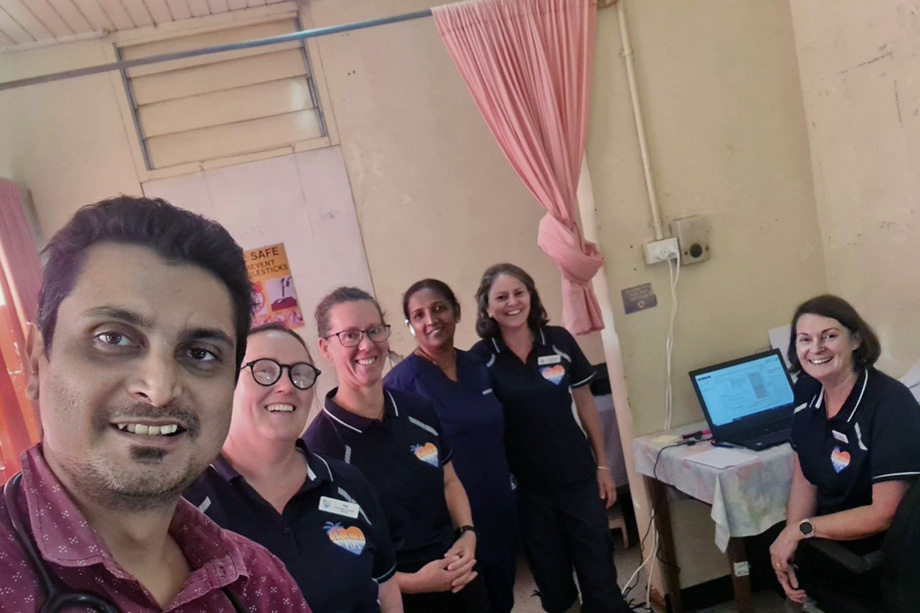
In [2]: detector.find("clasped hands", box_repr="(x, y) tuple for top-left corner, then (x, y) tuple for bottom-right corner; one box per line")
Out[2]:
(410, 530), (477, 594)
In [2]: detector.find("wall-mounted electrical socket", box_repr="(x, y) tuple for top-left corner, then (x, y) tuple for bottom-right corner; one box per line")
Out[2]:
(671, 215), (711, 265)
(643, 237), (680, 265)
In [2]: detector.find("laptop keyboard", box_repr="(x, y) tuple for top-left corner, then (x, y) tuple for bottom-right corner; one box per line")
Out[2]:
(735, 427), (791, 449)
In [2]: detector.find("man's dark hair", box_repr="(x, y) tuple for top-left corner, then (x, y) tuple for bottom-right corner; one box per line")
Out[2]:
(474, 263), (549, 339)
(787, 294), (881, 375)
(36, 196), (254, 370)
(402, 279), (460, 321)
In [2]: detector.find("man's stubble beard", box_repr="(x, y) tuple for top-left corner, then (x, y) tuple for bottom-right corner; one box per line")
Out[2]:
(67, 445), (206, 512)
(67, 402), (210, 512)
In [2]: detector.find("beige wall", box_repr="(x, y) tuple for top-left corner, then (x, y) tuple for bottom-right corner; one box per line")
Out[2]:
(589, 0), (825, 437)
(789, 1), (920, 376)
(587, 0), (825, 589)
(0, 1), (605, 364)
(0, 2), (825, 417)
(0, 0), (869, 596)
(0, 40), (142, 236)
(303, 0), (605, 360)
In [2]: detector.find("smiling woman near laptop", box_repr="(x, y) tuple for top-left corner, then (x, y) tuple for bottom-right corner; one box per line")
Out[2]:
(769, 295), (920, 611)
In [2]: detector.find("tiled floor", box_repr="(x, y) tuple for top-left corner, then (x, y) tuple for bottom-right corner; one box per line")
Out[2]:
(511, 542), (649, 612)
(510, 543), (787, 612)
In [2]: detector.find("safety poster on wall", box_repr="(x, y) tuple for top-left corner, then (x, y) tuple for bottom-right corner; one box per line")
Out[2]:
(245, 243), (304, 329)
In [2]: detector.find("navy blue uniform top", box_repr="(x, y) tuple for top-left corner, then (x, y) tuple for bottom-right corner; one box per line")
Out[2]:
(791, 368), (920, 517)
(302, 388), (455, 573)
(384, 351), (516, 545)
(183, 440), (396, 613)
(470, 326), (596, 491)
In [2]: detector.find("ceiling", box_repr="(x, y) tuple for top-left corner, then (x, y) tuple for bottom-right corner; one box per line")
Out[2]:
(0, 0), (289, 48)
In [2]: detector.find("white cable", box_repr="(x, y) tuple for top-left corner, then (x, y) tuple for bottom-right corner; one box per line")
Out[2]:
(621, 518), (663, 612)
(663, 249), (681, 430)
(645, 528), (659, 609)
(622, 526), (653, 589)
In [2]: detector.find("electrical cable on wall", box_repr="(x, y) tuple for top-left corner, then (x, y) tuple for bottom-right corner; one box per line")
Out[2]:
(664, 248), (681, 431)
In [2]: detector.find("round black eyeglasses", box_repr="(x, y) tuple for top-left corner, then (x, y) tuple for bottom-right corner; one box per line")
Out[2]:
(241, 358), (321, 390)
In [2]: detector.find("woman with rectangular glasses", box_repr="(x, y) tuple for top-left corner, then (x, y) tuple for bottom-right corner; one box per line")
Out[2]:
(303, 287), (489, 613)
(184, 322), (402, 613)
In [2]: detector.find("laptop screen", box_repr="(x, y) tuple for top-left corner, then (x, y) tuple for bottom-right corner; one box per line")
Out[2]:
(689, 349), (794, 427)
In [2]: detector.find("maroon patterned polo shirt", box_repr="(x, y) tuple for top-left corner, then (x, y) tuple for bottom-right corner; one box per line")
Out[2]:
(0, 446), (312, 612)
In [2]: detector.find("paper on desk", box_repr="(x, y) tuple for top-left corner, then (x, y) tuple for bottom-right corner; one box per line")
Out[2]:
(684, 447), (757, 469)
(651, 434), (681, 445)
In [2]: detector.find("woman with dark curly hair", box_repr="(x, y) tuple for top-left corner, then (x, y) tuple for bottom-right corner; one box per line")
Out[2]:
(769, 295), (920, 611)
(470, 264), (629, 613)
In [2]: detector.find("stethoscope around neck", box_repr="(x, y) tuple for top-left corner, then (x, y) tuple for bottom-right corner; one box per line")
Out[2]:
(3, 473), (247, 613)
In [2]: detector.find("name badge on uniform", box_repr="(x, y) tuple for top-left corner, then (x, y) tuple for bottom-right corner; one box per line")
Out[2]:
(319, 496), (360, 519)
(832, 430), (849, 444)
(538, 354), (561, 366)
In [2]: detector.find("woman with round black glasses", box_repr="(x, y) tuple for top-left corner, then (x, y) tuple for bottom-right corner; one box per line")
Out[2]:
(184, 323), (403, 613)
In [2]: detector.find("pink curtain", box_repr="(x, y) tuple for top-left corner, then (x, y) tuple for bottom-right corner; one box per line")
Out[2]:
(433, 0), (604, 334)
(0, 179), (41, 339)
(0, 179), (43, 479)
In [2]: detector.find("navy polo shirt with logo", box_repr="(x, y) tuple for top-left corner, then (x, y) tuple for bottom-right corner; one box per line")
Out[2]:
(302, 388), (455, 574)
(470, 326), (597, 491)
(183, 440), (396, 613)
(791, 368), (920, 516)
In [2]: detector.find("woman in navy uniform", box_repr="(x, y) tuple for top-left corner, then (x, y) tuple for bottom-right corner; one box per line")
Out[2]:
(470, 264), (629, 613)
(385, 279), (517, 613)
(184, 323), (401, 613)
(303, 287), (489, 613)
(770, 295), (920, 611)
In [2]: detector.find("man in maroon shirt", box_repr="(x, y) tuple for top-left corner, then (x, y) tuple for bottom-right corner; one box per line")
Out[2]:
(0, 197), (311, 612)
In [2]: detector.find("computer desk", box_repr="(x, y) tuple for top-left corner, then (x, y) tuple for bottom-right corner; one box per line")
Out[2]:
(633, 422), (794, 612)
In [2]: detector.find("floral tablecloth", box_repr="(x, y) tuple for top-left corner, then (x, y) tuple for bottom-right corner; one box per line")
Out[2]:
(633, 422), (794, 552)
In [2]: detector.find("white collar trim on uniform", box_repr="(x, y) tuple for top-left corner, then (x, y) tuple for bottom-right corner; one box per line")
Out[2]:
(845, 369), (869, 423)
(386, 389), (400, 417)
(811, 369), (869, 423)
(311, 453), (334, 482)
(322, 406), (364, 433)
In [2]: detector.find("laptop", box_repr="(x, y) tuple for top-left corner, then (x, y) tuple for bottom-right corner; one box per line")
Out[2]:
(689, 349), (796, 451)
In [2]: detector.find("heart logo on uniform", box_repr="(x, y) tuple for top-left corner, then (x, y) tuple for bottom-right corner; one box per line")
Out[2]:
(541, 365), (565, 385)
(830, 447), (850, 473)
(411, 442), (439, 466)
(324, 522), (366, 555)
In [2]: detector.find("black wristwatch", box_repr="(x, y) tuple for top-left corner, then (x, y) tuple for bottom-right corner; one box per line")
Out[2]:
(456, 525), (477, 538)
(798, 519), (815, 539)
